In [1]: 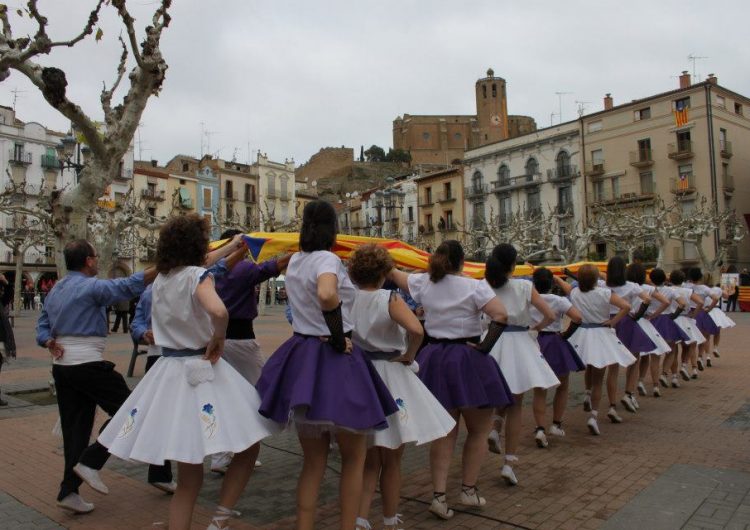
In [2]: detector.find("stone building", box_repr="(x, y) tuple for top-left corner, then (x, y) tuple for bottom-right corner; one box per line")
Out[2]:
(415, 167), (465, 250)
(393, 69), (537, 167)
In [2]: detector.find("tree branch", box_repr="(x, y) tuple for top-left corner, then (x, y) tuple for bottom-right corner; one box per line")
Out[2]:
(101, 35), (128, 122)
(110, 0), (143, 67)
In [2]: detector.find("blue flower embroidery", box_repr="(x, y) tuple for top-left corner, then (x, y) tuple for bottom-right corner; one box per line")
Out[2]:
(130, 408), (138, 417)
(200, 403), (217, 439)
(395, 398), (406, 409)
(202, 403), (214, 414)
(395, 397), (408, 423)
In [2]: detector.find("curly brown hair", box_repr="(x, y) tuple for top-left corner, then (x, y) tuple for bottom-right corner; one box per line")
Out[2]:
(155, 214), (210, 273)
(577, 264), (600, 292)
(348, 244), (394, 288)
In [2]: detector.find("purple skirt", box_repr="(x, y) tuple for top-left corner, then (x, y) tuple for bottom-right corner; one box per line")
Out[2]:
(538, 332), (586, 377)
(615, 316), (656, 355)
(256, 335), (398, 431)
(651, 315), (690, 343)
(416, 342), (514, 410)
(695, 310), (720, 336)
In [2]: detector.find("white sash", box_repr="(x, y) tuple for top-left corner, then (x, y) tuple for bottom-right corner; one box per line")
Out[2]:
(54, 336), (107, 366)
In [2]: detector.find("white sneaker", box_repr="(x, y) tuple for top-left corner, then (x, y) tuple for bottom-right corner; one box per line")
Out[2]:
(659, 374), (669, 388)
(637, 381), (647, 396)
(487, 430), (502, 455)
(56, 493), (94, 514)
(501, 464), (518, 486)
(255, 459), (262, 468)
(583, 394), (592, 412)
(587, 416), (600, 435)
(631, 395), (640, 410)
(210, 464), (228, 475)
(620, 395), (637, 413)
(355, 517), (372, 530)
(150, 480), (177, 494)
(459, 485), (486, 507)
(713, 349), (720, 358)
(534, 428), (548, 448)
(680, 365), (691, 381)
(691, 369), (698, 379)
(697, 358), (704, 371)
(549, 424), (566, 437)
(607, 407), (623, 423)
(653, 387), (661, 398)
(706, 357), (712, 368)
(73, 463), (109, 495)
(428, 494), (454, 520)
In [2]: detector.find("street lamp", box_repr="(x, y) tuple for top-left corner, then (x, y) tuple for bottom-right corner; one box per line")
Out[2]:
(55, 131), (90, 182)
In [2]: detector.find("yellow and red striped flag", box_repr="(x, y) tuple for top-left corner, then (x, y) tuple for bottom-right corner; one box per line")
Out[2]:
(674, 107), (689, 127)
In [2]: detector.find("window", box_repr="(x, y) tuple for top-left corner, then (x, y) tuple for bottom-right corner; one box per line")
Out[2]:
(13, 143), (23, 160)
(634, 107), (651, 121)
(676, 130), (691, 151)
(443, 182), (452, 200)
(559, 222), (570, 251)
(267, 175), (275, 195)
(426, 214), (433, 230)
(678, 163), (693, 177)
(499, 195), (511, 224)
(225, 180), (233, 198)
(446, 210), (454, 229)
(147, 182), (156, 194)
(408, 206), (414, 222)
(674, 97), (691, 110)
(280, 176), (288, 198)
(482, 85), (487, 99)
(203, 213), (212, 227)
(594, 180), (605, 201)
(245, 183), (255, 202)
(527, 189), (541, 215)
(179, 179), (186, 185)
(492, 84), (497, 97)
(640, 171), (654, 195)
(678, 164), (693, 189)
(591, 149), (604, 164)
(556, 151), (571, 177)
(202, 187), (212, 207)
(472, 170), (483, 192)
(716, 95), (726, 108)
(425, 187), (432, 204)
(637, 138), (651, 161)
(473, 204), (485, 227)
(735, 102), (743, 116)
(147, 207), (156, 217)
(454, 132), (462, 140)
(422, 131), (431, 141)
(720, 128), (728, 149)
(225, 203), (233, 220)
(182, 161), (189, 172)
(525, 158), (539, 179)
(612, 176), (620, 198)
(246, 206), (253, 222)
(498, 164), (510, 185)
(588, 120), (602, 132)
(558, 186), (572, 213)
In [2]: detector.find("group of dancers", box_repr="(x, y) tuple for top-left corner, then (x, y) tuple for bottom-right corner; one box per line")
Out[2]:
(36, 199), (735, 530)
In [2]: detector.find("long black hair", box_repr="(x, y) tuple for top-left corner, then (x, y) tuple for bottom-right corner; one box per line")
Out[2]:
(532, 267), (554, 294)
(299, 200), (338, 252)
(485, 243), (517, 289)
(428, 240), (464, 282)
(626, 262), (647, 285)
(606, 256), (627, 287)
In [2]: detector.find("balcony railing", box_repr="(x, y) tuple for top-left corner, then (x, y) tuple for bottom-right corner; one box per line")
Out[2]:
(526, 206), (543, 218)
(491, 172), (542, 192)
(722, 173), (735, 192)
(670, 174), (696, 194)
(497, 213), (512, 226)
(588, 184), (658, 206)
(465, 183), (489, 199)
(629, 149), (654, 167)
(584, 161), (605, 176)
(41, 154), (59, 169)
(437, 192), (455, 203)
(668, 141), (693, 159)
(673, 246), (699, 263)
(244, 192), (256, 203)
(418, 196), (434, 207)
(437, 222), (456, 232)
(720, 140), (733, 159)
(266, 188), (278, 199)
(225, 190), (238, 202)
(8, 150), (32, 165)
(141, 188), (166, 201)
(422, 224), (435, 234)
(556, 203), (574, 217)
(547, 165), (579, 182)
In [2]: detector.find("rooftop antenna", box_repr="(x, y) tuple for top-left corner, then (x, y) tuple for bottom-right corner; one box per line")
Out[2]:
(687, 54), (708, 83)
(575, 100), (590, 118)
(231, 147), (239, 163)
(10, 87), (25, 111)
(200, 122), (217, 158)
(136, 123), (148, 160)
(550, 112), (558, 126)
(555, 91), (572, 124)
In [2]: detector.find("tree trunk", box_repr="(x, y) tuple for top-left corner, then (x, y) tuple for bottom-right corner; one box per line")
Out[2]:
(12, 244), (23, 319)
(656, 245), (665, 269)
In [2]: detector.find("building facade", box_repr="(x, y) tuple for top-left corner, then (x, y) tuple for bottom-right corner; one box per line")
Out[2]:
(415, 167), (466, 250)
(256, 153), (296, 230)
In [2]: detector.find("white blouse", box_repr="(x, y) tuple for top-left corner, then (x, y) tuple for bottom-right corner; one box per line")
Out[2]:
(491, 278), (532, 327)
(351, 289), (406, 354)
(531, 293), (572, 332)
(570, 287), (612, 324)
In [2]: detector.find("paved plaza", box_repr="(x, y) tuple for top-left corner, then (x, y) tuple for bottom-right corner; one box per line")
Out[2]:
(0, 307), (749, 530)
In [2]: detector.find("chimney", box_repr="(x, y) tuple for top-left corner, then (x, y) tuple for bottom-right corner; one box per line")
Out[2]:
(707, 73), (718, 85)
(603, 93), (613, 110)
(150, 159), (158, 167)
(679, 70), (691, 89)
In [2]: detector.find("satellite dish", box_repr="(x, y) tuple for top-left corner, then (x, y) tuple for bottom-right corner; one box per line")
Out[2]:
(311, 180), (317, 187)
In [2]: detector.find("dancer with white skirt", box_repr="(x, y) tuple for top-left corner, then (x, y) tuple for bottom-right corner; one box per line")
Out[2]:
(560, 265), (633, 435)
(483, 245), (558, 486)
(685, 268), (717, 376)
(98, 215), (279, 530)
(668, 270), (706, 382)
(349, 245), (455, 530)
(708, 284), (735, 359)
(529, 268), (585, 441)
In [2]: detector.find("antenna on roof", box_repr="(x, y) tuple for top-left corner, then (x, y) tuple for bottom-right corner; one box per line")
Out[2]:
(687, 54), (708, 84)
(555, 91), (572, 124)
(10, 87), (26, 111)
(575, 100), (590, 118)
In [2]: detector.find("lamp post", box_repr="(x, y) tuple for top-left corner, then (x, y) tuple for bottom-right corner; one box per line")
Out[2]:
(55, 131), (91, 182)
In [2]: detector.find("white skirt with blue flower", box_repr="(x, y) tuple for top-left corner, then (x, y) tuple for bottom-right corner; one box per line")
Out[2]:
(369, 360), (456, 449)
(98, 356), (280, 465)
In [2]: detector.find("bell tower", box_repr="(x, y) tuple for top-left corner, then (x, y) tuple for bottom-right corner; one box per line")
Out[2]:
(475, 68), (508, 146)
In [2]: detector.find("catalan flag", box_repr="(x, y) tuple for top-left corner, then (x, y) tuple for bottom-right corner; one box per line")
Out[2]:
(673, 107), (689, 127)
(210, 232), (605, 279)
(678, 173), (690, 190)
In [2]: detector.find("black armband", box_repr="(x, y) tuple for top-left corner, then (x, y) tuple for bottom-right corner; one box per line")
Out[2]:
(475, 321), (506, 354)
(322, 303), (347, 353)
(632, 302), (650, 321)
(669, 307), (684, 320)
(563, 267), (578, 281)
(560, 321), (580, 340)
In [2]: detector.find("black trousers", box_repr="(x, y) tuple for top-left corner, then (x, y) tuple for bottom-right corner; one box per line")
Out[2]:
(53, 361), (172, 500)
(111, 311), (129, 333)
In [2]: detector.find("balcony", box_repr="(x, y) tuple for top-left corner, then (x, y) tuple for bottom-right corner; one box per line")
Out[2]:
(670, 174), (696, 195)
(8, 150), (32, 165)
(465, 183), (489, 200)
(547, 165), (579, 182)
(526, 206), (543, 219)
(720, 140), (733, 159)
(141, 188), (166, 201)
(422, 224), (435, 235)
(225, 190), (238, 202)
(418, 195), (434, 207)
(491, 172), (542, 193)
(437, 192), (456, 204)
(437, 221), (457, 232)
(266, 188), (278, 199)
(584, 161), (605, 176)
(629, 149), (654, 168)
(41, 154), (59, 170)
(588, 184), (657, 207)
(722, 173), (735, 192)
(668, 141), (693, 160)
(556, 203), (574, 217)
(244, 193), (256, 203)
(673, 246), (699, 264)
(497, 213), (512, 226)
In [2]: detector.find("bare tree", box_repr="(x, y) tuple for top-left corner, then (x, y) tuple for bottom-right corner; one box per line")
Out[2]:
(0, 1), (173, 271)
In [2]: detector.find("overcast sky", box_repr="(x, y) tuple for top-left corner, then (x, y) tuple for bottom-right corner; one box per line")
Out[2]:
(2, 1), (749, 167)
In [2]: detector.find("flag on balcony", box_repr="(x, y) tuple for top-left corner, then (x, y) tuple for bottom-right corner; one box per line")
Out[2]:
(678, 173), (690, 190)
(673, 107), (689, 127)
(207, 232), (605, 279)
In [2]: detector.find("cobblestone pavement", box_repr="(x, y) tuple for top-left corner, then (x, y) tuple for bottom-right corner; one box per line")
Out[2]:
(1, 307), (748, 529)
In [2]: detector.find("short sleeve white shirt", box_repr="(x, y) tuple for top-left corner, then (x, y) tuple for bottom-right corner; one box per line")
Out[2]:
(570, 287), (612, 324)
(152, 266), (214, 350)
(609, 281), (642, 314)
(491, 278), (532, 327)
(531, 293), (572, 332)
(286, 251), (356, 336)
(351, 289), (406, 353)
(408, 273), (495, 339)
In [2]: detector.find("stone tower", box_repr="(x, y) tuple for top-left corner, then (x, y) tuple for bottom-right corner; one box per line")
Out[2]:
(475, 68), (509, 145)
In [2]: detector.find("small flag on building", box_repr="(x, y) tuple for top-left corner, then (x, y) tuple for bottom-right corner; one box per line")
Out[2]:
(674, 103), (689, 127)
(678, 173), (690, 190)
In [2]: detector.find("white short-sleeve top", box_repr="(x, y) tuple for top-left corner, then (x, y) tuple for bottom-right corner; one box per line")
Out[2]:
(531, 293), (572, 332)
(659, 285), (680, 313)
(351, 289), (406, 353)
(407, 272), (496, 339)
(491, 278), (532, 327)
(286, 251), (356, 336)
(709, 286), (723, 304)
(672, 286), (696, 311)
(152, 266), (214, 350)
(570, 287), (612, 324)
(608, 281), (642, 314)
(685, 282), (711, 309)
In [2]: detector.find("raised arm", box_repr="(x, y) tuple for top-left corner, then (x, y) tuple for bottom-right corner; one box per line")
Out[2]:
(387, 268), (411, 294)
(205, 234), (245, 267)
(647, 290), (670, 319)
(605, 293), (631, 327)
(530, 288), (555, 332)
(388, 292), (424, 365)
(553, 275), (573, 296)
(194, 275), (229, 364)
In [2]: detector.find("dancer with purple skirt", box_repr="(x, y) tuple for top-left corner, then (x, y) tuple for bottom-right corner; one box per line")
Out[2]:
(255, 201), (397, 530)
(685, 268), (719, 375)
(387, 239), (510, 520)
(668, 270), (705, 383)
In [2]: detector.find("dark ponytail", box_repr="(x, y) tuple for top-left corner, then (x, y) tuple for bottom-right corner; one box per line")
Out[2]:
(428, 240), (464, 282)
(485, 243), (517, 289)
